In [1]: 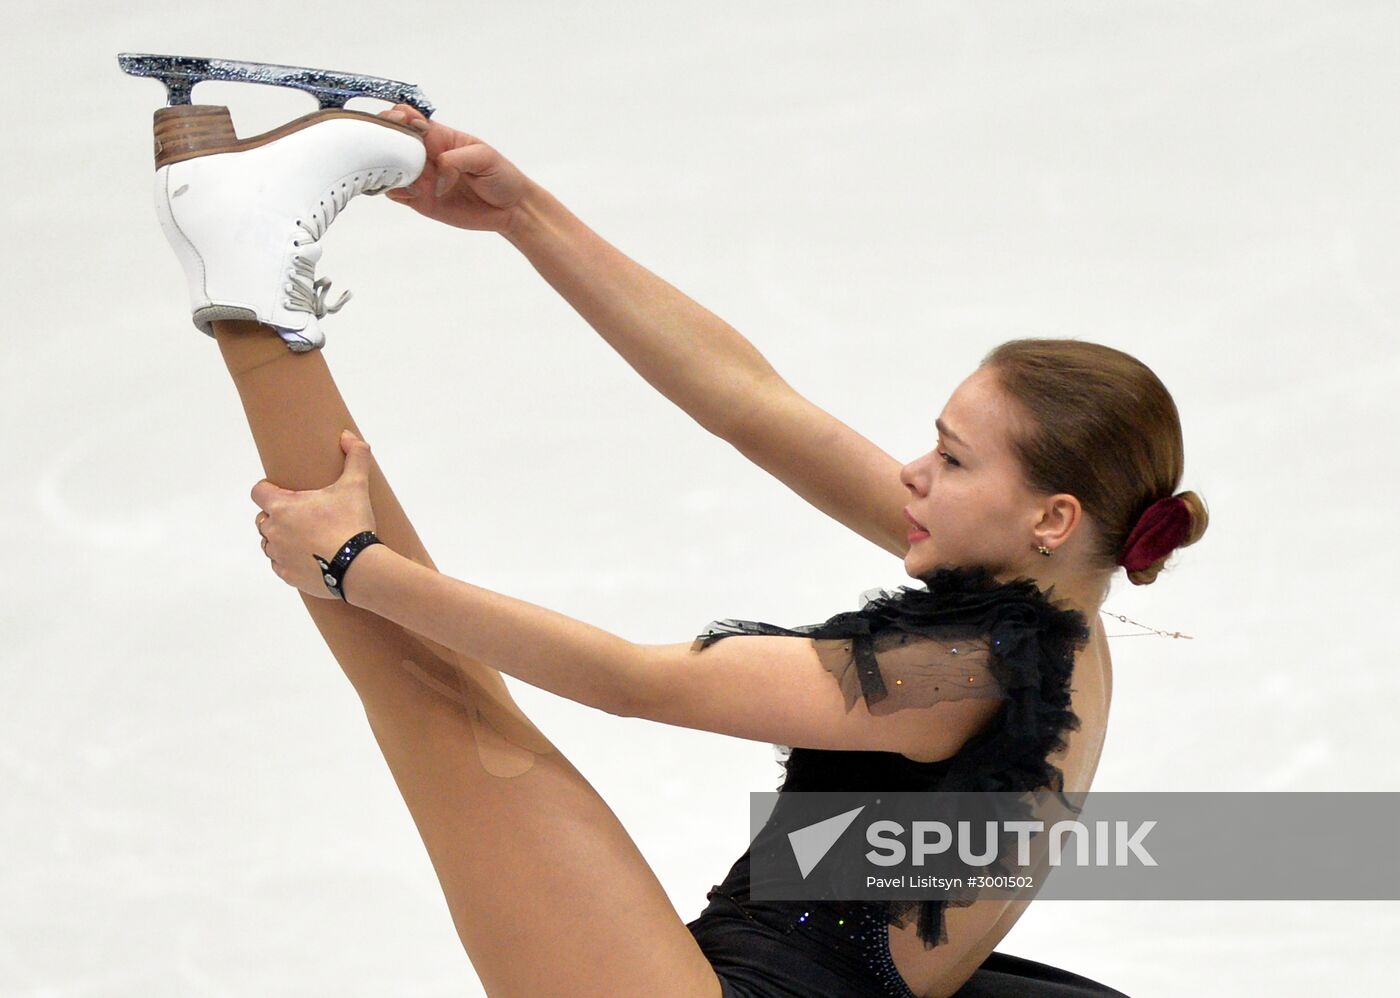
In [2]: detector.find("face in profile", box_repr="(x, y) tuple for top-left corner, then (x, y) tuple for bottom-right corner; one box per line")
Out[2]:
(899, 365), (1047, 581)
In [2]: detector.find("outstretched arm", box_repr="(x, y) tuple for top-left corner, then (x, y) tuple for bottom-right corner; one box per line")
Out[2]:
(340, 544), (999, 759)
(379, 104), (912, 558)
(503, 183), (913, 556)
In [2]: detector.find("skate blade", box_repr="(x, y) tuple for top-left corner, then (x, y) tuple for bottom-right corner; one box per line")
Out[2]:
(117, 52), (435, 118)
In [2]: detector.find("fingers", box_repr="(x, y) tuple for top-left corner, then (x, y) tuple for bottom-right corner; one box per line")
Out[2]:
(379, 103), (430, 134)
(385, 144), (440, 200)
(427, 143), (497, 197)
(375, 106), (498, 203)
(435, 168), (459, 197)
(379, 103), (464, 151)
(438, 142), (496, 178)
(391, 156), (439, 200)
(379, 104), (485, 160)
(250, 478), (283, 508)
(255, 511), (272, 557)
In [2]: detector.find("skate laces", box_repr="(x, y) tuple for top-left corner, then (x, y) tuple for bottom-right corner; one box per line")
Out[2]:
(285, 168), (407, 319)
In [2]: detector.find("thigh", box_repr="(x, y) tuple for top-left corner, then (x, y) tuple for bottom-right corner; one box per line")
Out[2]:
(327, 610), (723, 998)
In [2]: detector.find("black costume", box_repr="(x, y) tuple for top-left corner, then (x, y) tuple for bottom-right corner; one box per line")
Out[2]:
(682, 565), (1130, 997)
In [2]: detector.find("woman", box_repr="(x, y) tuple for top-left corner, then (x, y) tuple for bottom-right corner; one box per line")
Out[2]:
(152, 99), (1204, 996)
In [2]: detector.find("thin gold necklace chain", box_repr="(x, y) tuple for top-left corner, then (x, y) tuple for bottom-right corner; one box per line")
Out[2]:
(1098, 608), (1193, 640)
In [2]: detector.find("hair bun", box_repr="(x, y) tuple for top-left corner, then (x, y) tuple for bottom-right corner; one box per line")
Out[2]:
(1123, 490), (1209, 586)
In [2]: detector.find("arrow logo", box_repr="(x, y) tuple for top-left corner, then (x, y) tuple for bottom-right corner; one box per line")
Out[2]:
(787, 805), (866, 878)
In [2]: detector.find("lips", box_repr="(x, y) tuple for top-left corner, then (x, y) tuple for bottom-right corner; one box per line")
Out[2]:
(904, 508), (927, 532)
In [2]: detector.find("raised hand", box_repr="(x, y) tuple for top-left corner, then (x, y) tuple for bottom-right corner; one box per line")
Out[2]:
(377, 104), (532, 234)
(251, 430), (379, 600)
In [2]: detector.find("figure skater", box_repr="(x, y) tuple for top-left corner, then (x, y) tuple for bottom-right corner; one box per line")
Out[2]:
(145, 97), (1205, 997)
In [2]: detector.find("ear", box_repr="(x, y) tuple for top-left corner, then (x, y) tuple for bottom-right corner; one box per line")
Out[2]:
(1037, 494), (1084, 548)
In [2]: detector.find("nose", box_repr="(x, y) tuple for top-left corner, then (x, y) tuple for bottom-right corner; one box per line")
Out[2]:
(900, 453), (930, 497)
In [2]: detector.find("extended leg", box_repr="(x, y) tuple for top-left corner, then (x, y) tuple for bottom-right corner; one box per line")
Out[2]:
(214, 318), (542, 767)
(212, 320), (721, 997)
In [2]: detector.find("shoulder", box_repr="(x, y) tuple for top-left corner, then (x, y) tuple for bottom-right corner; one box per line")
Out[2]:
(845, 565), (1092, 663)
(857, 566), (1094, 788)
(692, 565), (1091, 681)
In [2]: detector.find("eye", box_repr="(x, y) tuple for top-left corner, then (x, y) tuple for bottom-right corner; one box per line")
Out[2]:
(937, 448), (961, 468)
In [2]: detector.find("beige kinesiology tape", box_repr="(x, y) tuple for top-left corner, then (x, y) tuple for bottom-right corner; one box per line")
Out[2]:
(396, 645), (555, 778)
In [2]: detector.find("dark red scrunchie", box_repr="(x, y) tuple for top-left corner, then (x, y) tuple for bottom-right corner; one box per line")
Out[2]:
(1117, 495), (1191, 573)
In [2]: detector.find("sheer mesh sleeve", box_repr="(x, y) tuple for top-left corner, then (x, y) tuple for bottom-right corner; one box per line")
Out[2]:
(809, 631), (1004, 716)
(691, 597), (1006, 719)
(690, 564), (1093, 951)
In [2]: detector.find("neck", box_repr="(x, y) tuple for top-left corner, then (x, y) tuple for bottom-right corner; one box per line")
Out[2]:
(992, 561), (1109, 625)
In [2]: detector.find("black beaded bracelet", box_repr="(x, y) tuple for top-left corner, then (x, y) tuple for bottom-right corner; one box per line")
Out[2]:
(313, 530), (382, 602)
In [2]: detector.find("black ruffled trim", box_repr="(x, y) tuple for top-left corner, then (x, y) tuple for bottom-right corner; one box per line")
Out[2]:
(693, 564), (1092, 950)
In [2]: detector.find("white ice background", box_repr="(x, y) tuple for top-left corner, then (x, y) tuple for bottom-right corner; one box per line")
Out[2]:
(1, 2), (1397, 995)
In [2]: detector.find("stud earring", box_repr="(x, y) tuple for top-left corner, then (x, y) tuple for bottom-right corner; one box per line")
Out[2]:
(1036, 544), (1052, 556)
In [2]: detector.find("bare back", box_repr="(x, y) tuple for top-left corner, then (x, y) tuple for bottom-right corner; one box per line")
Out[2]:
(886, 614), (1114, 998)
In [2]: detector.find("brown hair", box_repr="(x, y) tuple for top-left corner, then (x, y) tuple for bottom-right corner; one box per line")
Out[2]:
(980, 338), (1208, 586)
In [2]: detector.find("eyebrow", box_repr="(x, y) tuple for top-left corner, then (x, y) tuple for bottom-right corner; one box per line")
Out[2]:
(936, 417), (971, 450)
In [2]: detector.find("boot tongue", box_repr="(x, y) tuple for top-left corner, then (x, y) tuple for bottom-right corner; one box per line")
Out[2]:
(274, 313), (323, 353)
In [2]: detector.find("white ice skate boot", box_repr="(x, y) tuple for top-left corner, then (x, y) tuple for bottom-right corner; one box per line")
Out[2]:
(151, 105), (425, 352)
